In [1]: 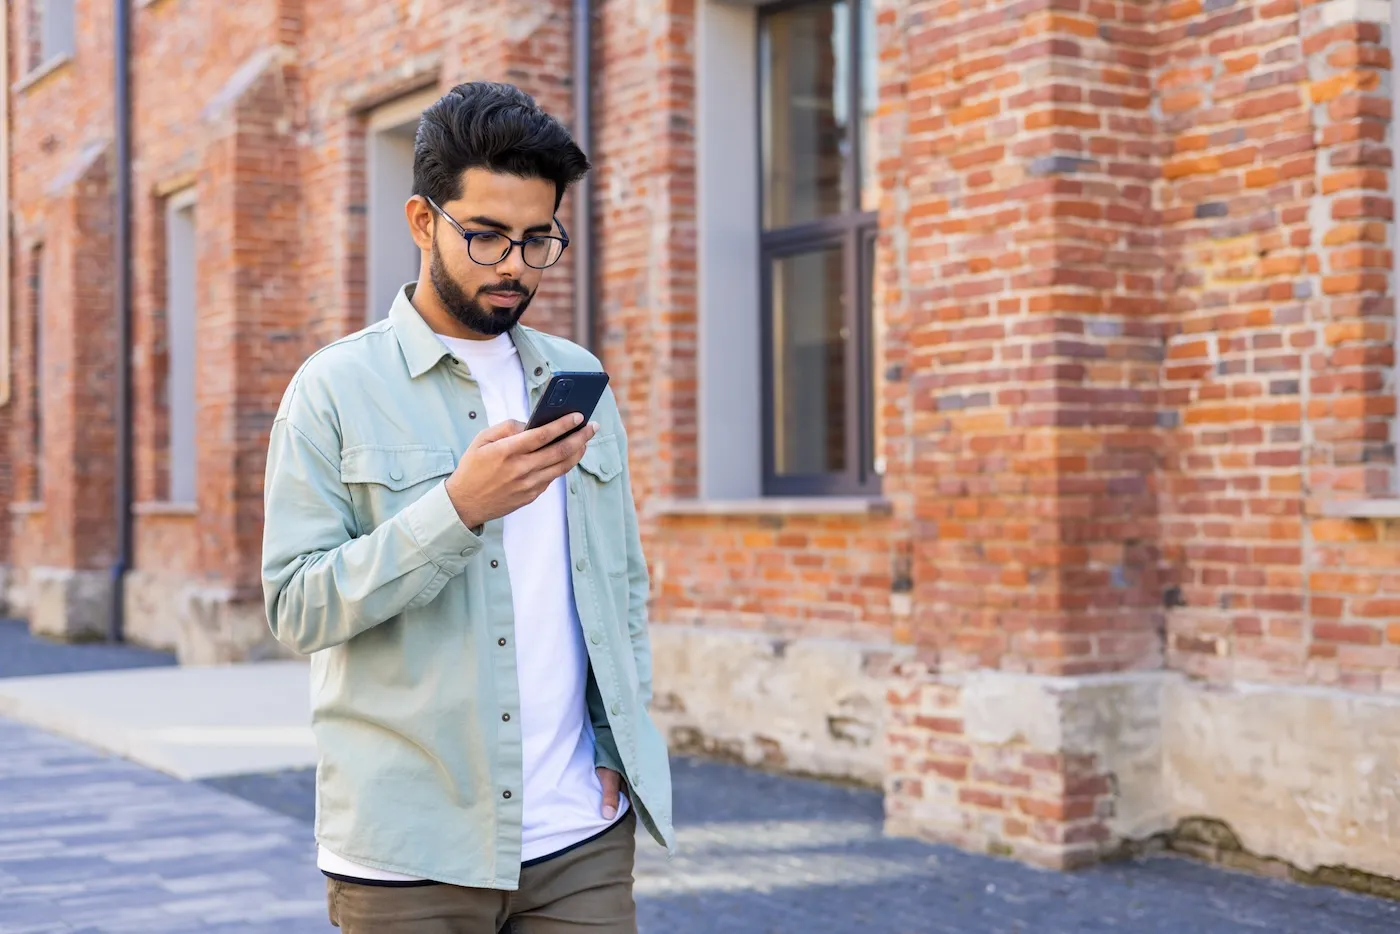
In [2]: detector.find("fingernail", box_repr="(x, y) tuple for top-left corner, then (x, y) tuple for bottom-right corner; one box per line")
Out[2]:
(589, 421), (600, 432)
(603, 806), (617, 820)
(573, 413), (584, 425)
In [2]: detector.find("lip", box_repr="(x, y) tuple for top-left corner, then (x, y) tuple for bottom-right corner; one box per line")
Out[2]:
(484, 291), (522, 308)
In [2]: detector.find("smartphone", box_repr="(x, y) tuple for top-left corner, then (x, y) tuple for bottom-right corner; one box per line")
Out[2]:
(525, 371), (610, 442)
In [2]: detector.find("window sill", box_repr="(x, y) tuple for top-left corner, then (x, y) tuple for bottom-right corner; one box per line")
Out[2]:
(133, 501), (198, 516)
(15, 55), (72, 95)
(1313, 498), (1400, 520)
(648, 496), (892, 518)
(8, 501), (44, 516)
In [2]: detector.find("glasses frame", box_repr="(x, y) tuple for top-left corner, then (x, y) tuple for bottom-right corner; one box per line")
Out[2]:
(424, 196), (570, 269)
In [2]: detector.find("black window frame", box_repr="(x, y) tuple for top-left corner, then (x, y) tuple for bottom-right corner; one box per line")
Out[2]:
(757, 0), (880, 498)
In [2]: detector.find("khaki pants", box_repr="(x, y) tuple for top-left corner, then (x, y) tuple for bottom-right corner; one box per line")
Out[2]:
(326, 810), (638, 934)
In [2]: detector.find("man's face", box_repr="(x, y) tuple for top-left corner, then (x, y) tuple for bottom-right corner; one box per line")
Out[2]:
(426, 168), (557, 337)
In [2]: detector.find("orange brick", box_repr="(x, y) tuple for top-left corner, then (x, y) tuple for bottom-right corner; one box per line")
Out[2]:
(1310, 71), (1381, 104)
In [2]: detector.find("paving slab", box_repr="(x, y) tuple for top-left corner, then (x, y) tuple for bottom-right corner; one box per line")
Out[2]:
(0, 717), (330, 934)
(0, 661), (316, 781)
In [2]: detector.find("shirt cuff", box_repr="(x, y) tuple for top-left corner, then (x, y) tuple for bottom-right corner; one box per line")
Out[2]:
(593, 724), (626, 775)
(400, 480), (484, 573)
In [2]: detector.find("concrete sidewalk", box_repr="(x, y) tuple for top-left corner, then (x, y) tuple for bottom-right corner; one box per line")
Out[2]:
(0, 658), (317, 781)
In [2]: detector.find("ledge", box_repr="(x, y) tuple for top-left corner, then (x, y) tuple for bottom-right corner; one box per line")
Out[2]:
(649, 496), (892, 518)
(1314, 498), (1400, 520)
(132, 501), (198, 517)
(14, 55), (72, 95)
(7, 502), (43, 516)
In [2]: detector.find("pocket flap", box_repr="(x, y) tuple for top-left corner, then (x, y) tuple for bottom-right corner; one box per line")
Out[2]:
(340, 445), (456, 491)
(578, 434), (622, 483)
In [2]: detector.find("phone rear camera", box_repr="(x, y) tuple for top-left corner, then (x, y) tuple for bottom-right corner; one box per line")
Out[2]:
(548, 380), (573, 406)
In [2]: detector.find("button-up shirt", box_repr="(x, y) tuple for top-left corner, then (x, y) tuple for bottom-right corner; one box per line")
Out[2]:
(260, 285), (675, 888)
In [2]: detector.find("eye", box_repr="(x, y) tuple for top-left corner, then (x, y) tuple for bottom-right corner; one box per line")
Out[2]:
(471, 232), (506, 247)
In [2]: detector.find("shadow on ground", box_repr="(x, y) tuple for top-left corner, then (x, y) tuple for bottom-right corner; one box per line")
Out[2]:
(0, 618), (175, 679)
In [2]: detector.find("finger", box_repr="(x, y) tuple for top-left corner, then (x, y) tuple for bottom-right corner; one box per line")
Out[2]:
(598, 768), (620, 820)
(469, 418), (524, 448)
(519, 432), (596, 489)
(517, 421), (596, 478)
(511, 412), (586, 454)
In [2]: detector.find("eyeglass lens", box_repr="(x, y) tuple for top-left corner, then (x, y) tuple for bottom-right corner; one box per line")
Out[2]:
(467, 233), (565, 269)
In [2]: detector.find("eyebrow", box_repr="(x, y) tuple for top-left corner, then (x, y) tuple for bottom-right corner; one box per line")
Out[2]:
(465, 215), (554, 236)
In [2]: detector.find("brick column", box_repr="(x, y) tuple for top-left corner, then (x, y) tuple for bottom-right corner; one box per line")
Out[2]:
(595, 0), (698, 506)
(20, 144), (121, 638)
(881, 1), (1169, 868)
(168, 52), (304, 662)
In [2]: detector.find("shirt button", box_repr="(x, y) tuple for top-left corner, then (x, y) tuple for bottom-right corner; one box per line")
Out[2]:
(490, 560), (499, 569)
(576, 557), (589, 573)
(610, 701), (622, 716)
(534, 367), (544, 376)
(502, 713), (511, 722)
(569, 479), (578, 495)
(589, 630), (601, 645)
(469, 411), (478, 420)
(460, 548), (472, 556)
(389, 468), (404, 482)
(503, 790), (512, 799)
(498, 638), (507, 647)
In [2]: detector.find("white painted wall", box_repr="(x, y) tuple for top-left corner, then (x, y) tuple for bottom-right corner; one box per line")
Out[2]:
(697, 0), (763, 499)
(367, 127), (420, 323)
(165, 189), (197, 506)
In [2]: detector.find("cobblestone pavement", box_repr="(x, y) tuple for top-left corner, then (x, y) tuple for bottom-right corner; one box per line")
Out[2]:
(0, 718), (331, 933)
(209, 758), (1400, 934)
(0, 620), (175, 680)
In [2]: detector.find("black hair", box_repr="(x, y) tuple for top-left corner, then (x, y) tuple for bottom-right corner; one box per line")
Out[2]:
(413, 82), (590, 213)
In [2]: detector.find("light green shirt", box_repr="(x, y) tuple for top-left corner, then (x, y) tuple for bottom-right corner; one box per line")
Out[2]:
(260, 285), (675, 888)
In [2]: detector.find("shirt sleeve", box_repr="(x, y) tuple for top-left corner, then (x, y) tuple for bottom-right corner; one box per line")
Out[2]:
(261, 414), (483, 655)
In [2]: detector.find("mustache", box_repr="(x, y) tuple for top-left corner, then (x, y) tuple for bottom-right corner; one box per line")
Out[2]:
(479, 282), (528, 296)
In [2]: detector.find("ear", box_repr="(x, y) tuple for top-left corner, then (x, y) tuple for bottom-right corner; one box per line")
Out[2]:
(405, 195), (435, 252)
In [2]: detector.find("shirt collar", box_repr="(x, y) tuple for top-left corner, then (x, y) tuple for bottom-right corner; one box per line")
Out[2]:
(389, 283), (554, 388)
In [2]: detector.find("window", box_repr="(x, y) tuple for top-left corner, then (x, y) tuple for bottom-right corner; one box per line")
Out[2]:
(164, 189), (198, 504)
(759, 0), (879, 496)
(29, 245), (44, 501)
(32, 0), (75, 69)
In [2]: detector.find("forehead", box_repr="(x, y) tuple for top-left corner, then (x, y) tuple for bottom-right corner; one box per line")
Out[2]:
(451, 168), (555, 228)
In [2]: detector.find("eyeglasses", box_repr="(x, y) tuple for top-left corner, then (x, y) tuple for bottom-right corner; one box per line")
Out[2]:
(425, 196), (570, 269)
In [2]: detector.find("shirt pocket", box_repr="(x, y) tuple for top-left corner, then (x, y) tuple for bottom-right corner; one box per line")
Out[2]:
(577, 433), (627, 574)
(339, 444), (457, 534)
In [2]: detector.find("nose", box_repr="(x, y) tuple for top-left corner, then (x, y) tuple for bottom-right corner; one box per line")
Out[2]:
(494, 242), (527, 279)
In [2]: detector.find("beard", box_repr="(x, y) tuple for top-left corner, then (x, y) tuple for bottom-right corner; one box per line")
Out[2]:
(429, 237), (533, 336)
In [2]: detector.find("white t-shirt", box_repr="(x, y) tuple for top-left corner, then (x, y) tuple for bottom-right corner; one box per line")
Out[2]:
(317, 331), (625, 882)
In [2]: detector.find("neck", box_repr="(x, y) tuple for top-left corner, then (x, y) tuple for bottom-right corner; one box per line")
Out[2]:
(409, 277), (497, 341)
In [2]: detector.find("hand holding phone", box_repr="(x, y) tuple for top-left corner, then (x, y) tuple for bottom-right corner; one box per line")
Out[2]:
(445, 414), (597, 530)
(444, 371), (610, 529)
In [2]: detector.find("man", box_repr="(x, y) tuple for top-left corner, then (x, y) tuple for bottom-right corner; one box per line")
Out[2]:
(261, 81), (674, 933)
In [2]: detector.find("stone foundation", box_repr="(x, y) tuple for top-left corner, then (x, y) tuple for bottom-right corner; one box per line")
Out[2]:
(1163, 679), (1400, 879)
(123, 570), (298, 664)
(886, 666), (1400, 881)
(648, 624), (910, 786)
(884, 667), (1172, 869)
(22, 567), (115, 641)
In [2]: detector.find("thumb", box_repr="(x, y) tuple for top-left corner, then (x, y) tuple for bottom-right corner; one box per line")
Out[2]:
(468, 418), (524, 449)
(598, 767), (620, 820)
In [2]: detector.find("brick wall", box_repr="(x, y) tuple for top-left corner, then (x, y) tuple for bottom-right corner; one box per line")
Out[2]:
(880, 0), (1400, 876)
(1157, 1), (1400, 693)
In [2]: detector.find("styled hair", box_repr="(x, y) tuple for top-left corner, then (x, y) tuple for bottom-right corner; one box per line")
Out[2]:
(413, 82), (590, 212)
